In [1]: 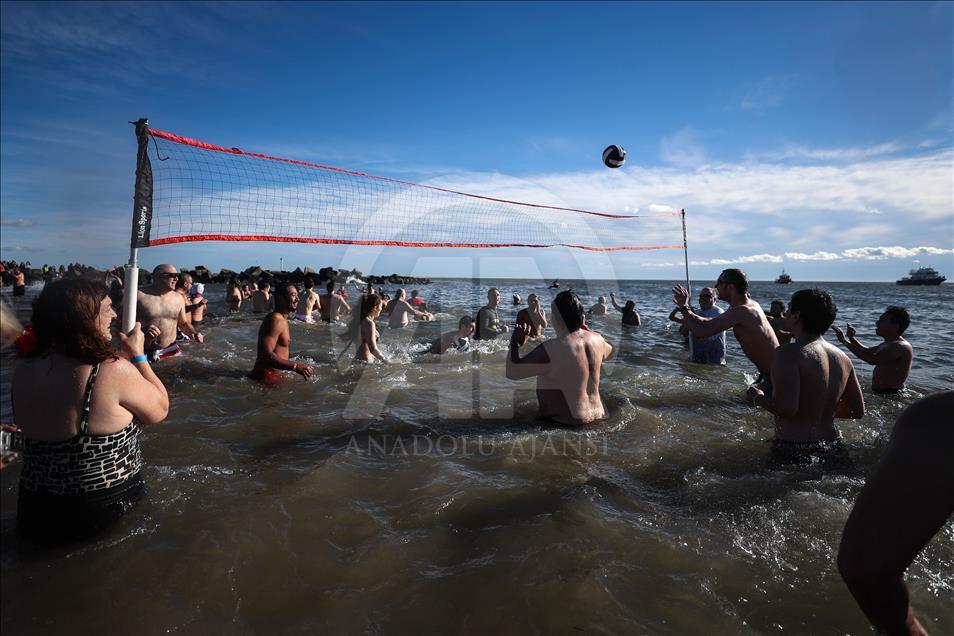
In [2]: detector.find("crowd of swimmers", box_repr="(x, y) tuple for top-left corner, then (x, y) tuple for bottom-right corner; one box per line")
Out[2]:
(0, 264), (947, 634)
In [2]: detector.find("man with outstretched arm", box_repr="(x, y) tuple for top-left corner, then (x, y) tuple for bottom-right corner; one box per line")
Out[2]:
(320, 281), (352, 323)
(746, 289), (864, 464)
(506, 291), (614, 426)
(387, 288), (432, 328)
(248, 283), (314, 384)
(832, 306), (913, 394)
(672, 268), (778, 392)
(137, 264), (203, 361)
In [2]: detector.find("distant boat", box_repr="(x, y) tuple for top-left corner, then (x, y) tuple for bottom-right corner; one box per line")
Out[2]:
(775, 269), (792, 284)
(896, 267), (946, 285)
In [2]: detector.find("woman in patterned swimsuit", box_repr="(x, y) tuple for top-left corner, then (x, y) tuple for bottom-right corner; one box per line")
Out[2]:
(12, 279), (169, 545)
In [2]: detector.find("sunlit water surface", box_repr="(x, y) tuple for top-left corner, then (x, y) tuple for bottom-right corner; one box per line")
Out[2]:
(2, 279), (952, 634)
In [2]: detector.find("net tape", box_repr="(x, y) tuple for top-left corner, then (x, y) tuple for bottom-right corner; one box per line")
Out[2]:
(145, 128), (685, 252)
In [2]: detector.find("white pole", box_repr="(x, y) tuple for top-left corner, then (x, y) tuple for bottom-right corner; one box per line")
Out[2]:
(121, 248), (139, 333)
(681, 209), (694, 359)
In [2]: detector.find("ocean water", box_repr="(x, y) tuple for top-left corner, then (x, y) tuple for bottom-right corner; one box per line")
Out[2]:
(1, 279), (952, 634)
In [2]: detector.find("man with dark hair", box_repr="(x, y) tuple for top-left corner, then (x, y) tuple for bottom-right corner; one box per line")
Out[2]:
(251, 281), (274, 313)
(319, 280), (352, 323)
(832, 306), (913, 394)
(673, 268), (778, 391)
(838, 390), (954, 635)
(767, 299), (793, 345)
(428, 315), (475, 354)
(294, 278), (321, 323)
(248, 283), (313, 384)
(506, 290), (615, 426)
(516, 293), (548, 337)
(747, 289), (865, 463)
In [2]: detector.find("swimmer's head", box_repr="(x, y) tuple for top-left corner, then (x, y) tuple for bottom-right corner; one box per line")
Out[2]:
(878, 305), (910, 336)
(527, 293), (539, 308)
(552, 290), (585, 334)
(396, 289), (407, 300)
(624, 300), (635, 312)
(273, 283), (298, 313)
(598, 296), (606, 304)
(769, 299), (785, 316)
(411, 290), (419, 298)
(459, 315), (475, 335)
(190, 283), (204, 297)
(788, 288), (837, 335)
(717, 268), (748, 295)
(327, 281), (335, 293)
(304, 278), (314, 290)
(30, 278), (115, 364)
(699, 288), (716, 308)
(487, 287), (501, 306)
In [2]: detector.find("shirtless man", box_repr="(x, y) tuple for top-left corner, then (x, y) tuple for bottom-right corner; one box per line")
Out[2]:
(294, 278), (322, 323)
(137, 264), (203, 360)
(386, 289), (432, 328)
(12, 267), (26, 297)
(610, 292), (640, 326)
(670, 287), (725, 364)
(251, 281), (274, 313)
(174, 274), (195, 338)
(474, 287), (510, 340)
(248, 283), (313, 384)
(227, 277), (242, 312)
(746, 289), (864, 463)
(516, 293), (548, 337)
(320, 281), (352, 323)
(429, 316), (475, 354)
(838, 390), (954, 635)
(673, 269), (779, 393)
(767, 299), (793, 345)
(588, 296), (608, 316)
(832, 306), (913, 394)
(506, 291), (615, 426)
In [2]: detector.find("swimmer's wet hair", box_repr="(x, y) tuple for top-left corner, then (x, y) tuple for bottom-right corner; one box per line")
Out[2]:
(459, 315), (474, 328)
(720, 268), (748, 294)
(883, 306), (910, 334)
(553, 290), (585, 333)
(789, 288), (837, 335)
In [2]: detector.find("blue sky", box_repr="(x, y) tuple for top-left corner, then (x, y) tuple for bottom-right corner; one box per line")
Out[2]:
(1, 1), (951, 282)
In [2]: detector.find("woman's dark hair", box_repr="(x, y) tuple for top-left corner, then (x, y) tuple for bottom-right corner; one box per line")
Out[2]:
(553, 290), (584, 333)
(342, 293), (382, 343)
(789, 288), (837, 335)
(624, 300), (635, 312)
(30, 278), (116, 364)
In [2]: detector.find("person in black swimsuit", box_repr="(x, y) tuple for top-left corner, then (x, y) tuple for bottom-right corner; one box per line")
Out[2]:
(12, 279), (169, 546)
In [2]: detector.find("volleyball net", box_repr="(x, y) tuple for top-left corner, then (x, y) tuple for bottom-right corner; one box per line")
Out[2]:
(129, 120), (686, 253)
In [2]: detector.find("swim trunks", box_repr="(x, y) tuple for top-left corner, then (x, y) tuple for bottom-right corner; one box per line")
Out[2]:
(770, 435), (848, 467)
(247, 367), (283, 385)
(13, 284), (26, 297)
(148, 342), (182, 362)
(293, 314), (315, 323)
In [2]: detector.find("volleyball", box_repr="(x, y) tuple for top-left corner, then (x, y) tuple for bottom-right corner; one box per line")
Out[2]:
(602, 144), (626, 168)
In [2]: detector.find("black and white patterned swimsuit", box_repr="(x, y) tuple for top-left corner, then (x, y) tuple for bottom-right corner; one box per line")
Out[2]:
(17, 363), (145, 545)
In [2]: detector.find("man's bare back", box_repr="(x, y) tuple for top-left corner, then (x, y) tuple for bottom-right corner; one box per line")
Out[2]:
(507, 292), (614, 426)
(769, 339), (863, 442)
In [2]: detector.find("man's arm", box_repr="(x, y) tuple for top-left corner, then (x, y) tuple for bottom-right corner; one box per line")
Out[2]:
(836, 364), (865, 419)
(258, 316), (298, 371)
(177, 300), (204, 342)
(603, 335), (615, 362)
(538, 309), (548, 330)
(832, 324), (879, 365)
(679, 305), (739, 339)
(610, 294), (624, 311)
(751, 346), (798, 417)
(506, 341), (551, 380)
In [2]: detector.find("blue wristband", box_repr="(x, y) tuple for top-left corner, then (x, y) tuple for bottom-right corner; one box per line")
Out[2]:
(131, 354), (148, 363)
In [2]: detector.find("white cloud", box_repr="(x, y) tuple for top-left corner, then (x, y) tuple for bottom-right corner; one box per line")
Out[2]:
(746, 142), (902, 162)
(840, 246), (954, 260)
(688, 246), (953, 266)
(660, 127), (709, 167)
(784, 251), (841, 261)
(740, 75), (797, 111)
(0, 218), (33, 227)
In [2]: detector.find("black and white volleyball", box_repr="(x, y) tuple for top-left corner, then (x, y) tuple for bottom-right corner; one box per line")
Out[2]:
(602, 144), (626, 168)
